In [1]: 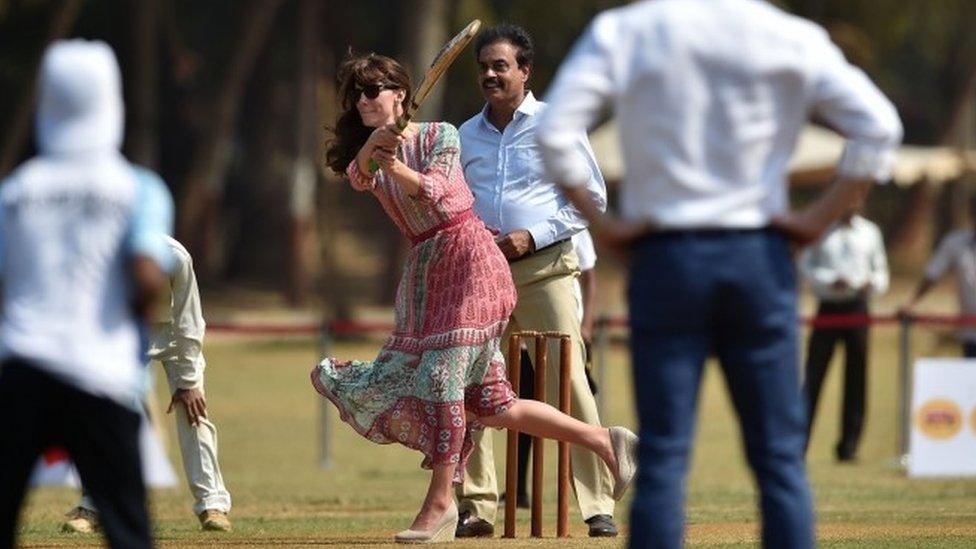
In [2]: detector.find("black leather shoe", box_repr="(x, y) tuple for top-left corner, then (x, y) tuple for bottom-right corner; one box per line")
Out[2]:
(585, 514), (618, 537)
(455, 510), (494, 538)
(499, 492), (530, 509)
(836, 442), (857, 462)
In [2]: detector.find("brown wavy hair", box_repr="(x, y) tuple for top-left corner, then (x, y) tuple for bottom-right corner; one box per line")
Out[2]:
(324, 53), (412, 175)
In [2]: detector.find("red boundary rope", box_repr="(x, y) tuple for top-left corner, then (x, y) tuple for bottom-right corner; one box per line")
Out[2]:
(204, 314), (976, 337)
(599, 314), (976, 330)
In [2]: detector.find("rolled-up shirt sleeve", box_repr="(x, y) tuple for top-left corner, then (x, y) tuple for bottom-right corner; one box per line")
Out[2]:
(538, 13), (618, 189)
(924, 232), (962, 281)
(809, 30), (903, 182)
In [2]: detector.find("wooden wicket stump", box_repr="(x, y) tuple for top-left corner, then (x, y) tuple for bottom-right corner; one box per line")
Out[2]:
(503, 330), (572, 538)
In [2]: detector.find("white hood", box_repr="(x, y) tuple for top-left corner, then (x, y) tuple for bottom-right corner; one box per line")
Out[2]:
(35, 39), (124, 155)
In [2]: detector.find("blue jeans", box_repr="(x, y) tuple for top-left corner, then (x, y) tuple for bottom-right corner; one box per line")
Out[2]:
(963, 342), (976, 358)
(627, 229), (813, 549)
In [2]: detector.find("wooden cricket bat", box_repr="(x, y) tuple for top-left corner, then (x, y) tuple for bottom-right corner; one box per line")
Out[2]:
(370, 19), (481, 171)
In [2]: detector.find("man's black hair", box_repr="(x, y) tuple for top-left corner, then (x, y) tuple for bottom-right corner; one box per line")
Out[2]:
(474, 24), (535, 68)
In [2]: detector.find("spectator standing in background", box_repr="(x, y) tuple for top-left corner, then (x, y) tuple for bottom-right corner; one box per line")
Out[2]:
(800, 208), (889, 462)
(901, 197), (976, 357)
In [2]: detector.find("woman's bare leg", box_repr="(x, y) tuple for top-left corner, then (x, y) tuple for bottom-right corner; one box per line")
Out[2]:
(409, 463), (456, 531)
(478, 399), (617, 474)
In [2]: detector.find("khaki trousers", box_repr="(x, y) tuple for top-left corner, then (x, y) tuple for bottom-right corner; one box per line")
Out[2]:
(456, 240), (613, 522)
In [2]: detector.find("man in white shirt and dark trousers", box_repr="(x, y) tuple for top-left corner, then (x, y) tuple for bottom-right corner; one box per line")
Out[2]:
(63, 235), (232, 533)
(800, 210), (889, 462)
(456, 25), (618, 538)
(537, 1), (902, 547)
(902, 196), (976, 356)
(0, 40), (174, 549)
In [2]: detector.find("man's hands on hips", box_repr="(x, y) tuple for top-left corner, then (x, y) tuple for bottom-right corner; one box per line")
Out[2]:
(592, 218), (655, 257)
(168, 388), (207, 427)
(771, 210), (829, 248)
(773, 178), (873, 248)
(496, 230), (536, 260)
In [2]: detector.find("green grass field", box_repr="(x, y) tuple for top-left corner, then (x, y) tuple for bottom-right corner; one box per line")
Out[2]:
(14, 321), (976, 547)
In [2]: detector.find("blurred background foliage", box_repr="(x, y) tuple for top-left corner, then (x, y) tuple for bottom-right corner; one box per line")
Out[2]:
(0, 0), (974, 315)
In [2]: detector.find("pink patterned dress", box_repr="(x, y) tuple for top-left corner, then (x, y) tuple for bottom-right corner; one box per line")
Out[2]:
(311, 122), (517, 481)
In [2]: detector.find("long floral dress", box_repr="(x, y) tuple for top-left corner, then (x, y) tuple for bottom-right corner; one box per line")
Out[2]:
(311, 122), (517, 482)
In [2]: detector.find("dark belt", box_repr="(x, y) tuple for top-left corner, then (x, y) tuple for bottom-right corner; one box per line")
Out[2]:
(509, 237), (571, 263)
(818, 297), (869, 310)
(409, 209), (476, 245)
(637, 225), (774, 242)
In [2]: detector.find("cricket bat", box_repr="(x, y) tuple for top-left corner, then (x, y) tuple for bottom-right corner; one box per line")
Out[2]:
(370, 19), (482, 171)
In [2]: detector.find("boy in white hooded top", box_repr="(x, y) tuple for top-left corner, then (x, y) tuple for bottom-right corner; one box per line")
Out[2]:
(0, 40), (174, 549)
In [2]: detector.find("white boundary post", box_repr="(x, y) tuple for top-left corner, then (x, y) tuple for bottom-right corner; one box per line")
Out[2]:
(898, 315), (913, 462)
(318, 320), (332, 469)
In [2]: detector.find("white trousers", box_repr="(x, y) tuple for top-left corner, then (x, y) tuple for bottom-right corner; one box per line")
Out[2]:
(81, 366), (231, 515)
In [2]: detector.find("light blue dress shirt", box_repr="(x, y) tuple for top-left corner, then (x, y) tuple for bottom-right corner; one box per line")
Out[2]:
(458, 92), (607, 250)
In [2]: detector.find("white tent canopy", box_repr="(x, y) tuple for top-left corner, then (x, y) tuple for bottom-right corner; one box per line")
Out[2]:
(588, 122), (976, 186)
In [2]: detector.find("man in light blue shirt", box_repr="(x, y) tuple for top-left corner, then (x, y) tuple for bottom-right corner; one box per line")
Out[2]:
(0, 40), (173, 549)
(455, 24), (618, 539)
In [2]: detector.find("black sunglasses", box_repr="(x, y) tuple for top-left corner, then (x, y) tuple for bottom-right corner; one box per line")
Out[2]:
(354, 83), (397, 100)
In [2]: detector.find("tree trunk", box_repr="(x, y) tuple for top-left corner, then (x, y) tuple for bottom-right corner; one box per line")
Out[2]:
(316, 51), (353, 321)
(231, 44), (281, 286)
(376, 0), (451, 304)
(287, 0), (322, 307)
(0, 0), (82, 177)
(398, 0), (450, 121)
(889, 179), (937, 270)
(177, 0), (283, 281)
(125, 0), (159, 168)
(892, 48), (976, 268)
(938, 16), (976, 147)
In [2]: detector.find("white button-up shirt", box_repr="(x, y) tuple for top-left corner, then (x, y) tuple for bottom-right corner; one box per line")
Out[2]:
(573, 228), (597, 272)
(799, 216), (888, 302)
(459, 92), (606, 249)
(572, 229), (597, 320)
(925, 229), (976, 314)
(537, 0), (903, 229)
(924, 229), (976, 341)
